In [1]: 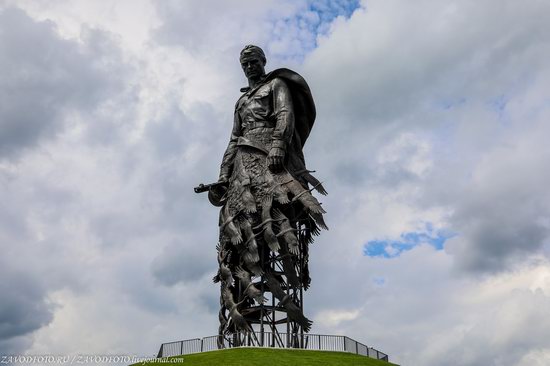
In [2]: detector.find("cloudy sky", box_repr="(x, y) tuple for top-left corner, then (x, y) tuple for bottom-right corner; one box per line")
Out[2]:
(1, 0), (550, 365)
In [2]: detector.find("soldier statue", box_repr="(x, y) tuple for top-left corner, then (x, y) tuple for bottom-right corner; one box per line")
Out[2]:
(196, 45), (327, 346)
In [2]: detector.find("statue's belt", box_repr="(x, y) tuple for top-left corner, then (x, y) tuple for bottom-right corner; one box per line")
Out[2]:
(242, 121), (274, 132)
(236, 136), (269, 154)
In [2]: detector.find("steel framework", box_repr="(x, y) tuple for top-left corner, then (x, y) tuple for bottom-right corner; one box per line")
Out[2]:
(218, 218), (311, 349)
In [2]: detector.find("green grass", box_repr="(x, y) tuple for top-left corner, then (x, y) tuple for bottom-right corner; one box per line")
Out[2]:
(133, 348), (399, 366)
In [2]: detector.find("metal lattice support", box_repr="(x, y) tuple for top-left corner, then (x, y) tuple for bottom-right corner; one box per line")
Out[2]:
(218, 217), (312, 349)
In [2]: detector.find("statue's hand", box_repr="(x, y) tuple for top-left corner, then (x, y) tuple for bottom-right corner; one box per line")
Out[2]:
(267, 147), (285, 173)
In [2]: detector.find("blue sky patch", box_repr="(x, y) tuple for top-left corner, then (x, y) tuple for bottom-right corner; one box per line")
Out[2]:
(269, 0), (361, 62)
(364, 223), (455, 258)
(309, 0), (361, 29)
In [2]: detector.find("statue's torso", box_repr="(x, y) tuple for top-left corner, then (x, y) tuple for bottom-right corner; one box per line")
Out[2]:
(236, 80), (276, 134)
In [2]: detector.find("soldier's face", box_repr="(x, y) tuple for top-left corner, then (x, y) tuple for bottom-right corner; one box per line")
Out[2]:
(241, 56), (265, 80)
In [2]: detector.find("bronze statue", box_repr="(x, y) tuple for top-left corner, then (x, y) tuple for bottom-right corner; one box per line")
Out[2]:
(196, 45), (327, 347)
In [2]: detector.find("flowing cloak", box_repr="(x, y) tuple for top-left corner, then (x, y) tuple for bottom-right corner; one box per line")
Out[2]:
(245, 68), (316, 149)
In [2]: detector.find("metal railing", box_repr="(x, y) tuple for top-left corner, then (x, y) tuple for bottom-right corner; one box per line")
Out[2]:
(157, 332), (389, 362)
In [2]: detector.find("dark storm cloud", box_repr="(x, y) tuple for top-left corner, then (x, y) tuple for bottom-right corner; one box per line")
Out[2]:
(441, 133), (550, 273)
(0, 7), (124, 159)
(450, 202), (549, 273)
(151, 240), (214, 286)
(0, 264), (53, 352)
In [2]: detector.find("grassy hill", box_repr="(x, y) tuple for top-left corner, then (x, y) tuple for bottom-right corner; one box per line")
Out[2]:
(134, 348), (399, 366)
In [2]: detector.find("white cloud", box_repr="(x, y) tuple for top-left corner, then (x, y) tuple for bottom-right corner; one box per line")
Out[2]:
(0, 7), (127, 159)
(309, 248), (550, 366)
(315, 309), (360, 328)
(303, 0), (550, 271)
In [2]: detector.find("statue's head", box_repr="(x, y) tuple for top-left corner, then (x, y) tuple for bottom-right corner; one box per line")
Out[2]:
(240, 45), (266, 81)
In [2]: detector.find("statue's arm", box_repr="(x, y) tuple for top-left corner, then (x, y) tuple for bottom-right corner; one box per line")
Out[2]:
(219, 110), (242, 182)
(269, 78), (295, 172)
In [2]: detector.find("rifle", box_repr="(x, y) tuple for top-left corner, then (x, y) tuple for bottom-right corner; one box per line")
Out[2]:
(194, 181), (227, 194)
(195, 181), (228, 206)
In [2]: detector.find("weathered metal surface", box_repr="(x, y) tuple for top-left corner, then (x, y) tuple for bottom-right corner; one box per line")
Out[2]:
(197, 45), (327, 345)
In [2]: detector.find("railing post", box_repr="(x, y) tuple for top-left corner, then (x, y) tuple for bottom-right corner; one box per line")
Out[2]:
(318, 335), (321, 350)
(180, 341), (183, 355)
(200, 338), (204, 352)
(260, 330), (264, 347)
(355, 340), (358, 354)
(343, 336), (346, 352)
